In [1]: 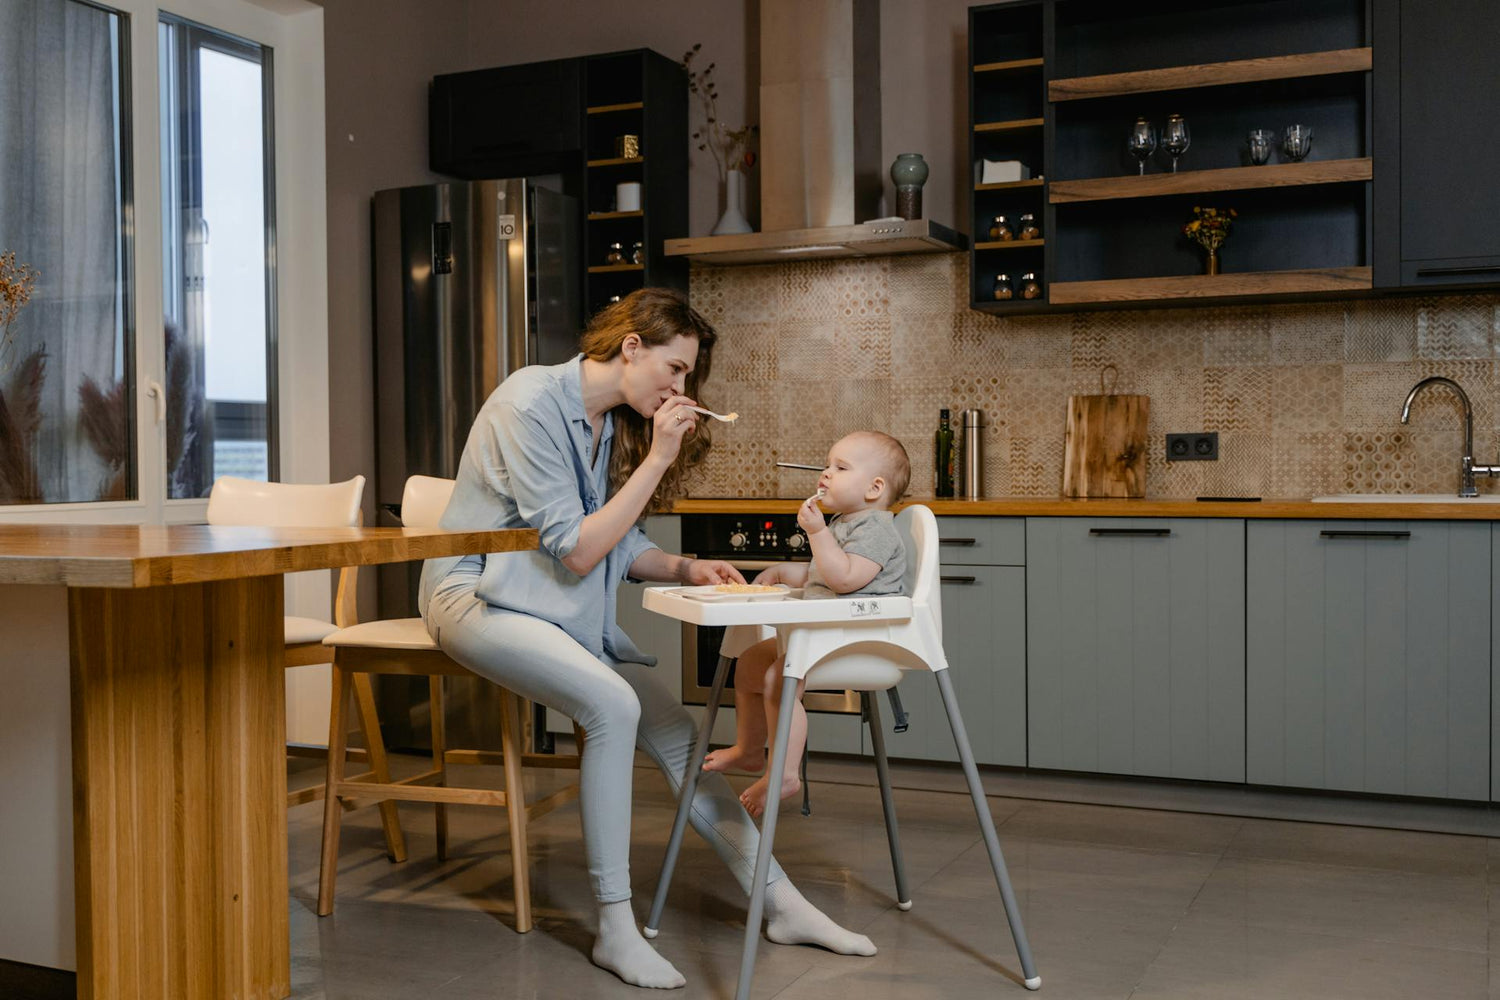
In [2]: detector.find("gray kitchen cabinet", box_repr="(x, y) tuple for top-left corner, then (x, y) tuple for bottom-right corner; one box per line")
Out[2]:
(872, 517), (1027, 767)
(1026, 517), (1246, 782)
(1247, 520), (1490, 801)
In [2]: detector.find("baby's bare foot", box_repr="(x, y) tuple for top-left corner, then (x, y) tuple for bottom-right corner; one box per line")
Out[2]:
(702, 746), (765, 774)
(739, 771), (802, 818)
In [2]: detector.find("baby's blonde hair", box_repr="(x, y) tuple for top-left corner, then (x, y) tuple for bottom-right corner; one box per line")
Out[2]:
(848, 431), (911, 504)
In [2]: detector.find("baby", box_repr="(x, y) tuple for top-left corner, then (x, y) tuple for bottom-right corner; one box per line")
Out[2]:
(703, 430), (911, 816)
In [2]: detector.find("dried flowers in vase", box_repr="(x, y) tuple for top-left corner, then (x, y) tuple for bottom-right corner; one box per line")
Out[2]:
(683, 43), (758, 180)
(0, 250), (39, 373)
(1183, 206), (1236, 275)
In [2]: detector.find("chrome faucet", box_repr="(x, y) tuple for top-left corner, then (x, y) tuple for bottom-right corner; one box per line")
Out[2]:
(1399, 376), (1499, 497)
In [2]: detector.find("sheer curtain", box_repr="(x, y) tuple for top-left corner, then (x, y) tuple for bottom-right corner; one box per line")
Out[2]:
(0, 0), (129, 503)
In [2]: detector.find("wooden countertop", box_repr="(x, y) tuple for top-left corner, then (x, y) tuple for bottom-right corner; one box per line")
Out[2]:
(0, 524), (539, 588)
(673, 496), (1500, 520)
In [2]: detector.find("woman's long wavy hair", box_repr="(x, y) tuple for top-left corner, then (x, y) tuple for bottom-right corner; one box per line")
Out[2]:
(579, 288), (718, 513)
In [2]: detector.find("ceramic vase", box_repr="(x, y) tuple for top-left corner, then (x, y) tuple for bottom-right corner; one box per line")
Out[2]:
(711, 169), (752, 235)
(890, 152), (929, 220)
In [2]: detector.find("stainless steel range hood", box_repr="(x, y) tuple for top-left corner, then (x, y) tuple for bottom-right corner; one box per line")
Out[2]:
(664, 217), (965, 265)
(668, 0), (966, 266)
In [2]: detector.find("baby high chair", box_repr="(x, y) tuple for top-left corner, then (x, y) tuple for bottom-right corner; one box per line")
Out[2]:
(640, 504), (1039, 999)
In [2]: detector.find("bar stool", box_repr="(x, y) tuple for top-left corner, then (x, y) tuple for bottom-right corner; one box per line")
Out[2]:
(642, 505), (1040, 999)
(205, 475), (407, 862)
(316, 474), (583, 932)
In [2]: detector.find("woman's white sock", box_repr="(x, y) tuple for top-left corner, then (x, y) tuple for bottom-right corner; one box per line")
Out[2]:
(763, 877), (877, 955)
(592, 899), (686, 989)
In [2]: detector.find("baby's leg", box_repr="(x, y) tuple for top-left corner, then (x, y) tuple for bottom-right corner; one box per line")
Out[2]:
(702, 637), (776, 774)
(740, 660), (807, 818)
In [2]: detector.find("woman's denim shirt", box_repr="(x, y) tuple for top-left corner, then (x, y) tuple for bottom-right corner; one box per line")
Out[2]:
(419, 355), (659, 663)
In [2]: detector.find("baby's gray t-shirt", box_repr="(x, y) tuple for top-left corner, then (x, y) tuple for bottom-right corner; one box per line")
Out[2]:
(803, 509), (908, 599)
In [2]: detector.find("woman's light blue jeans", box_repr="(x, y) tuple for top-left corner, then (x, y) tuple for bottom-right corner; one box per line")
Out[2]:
(427, 561), (786, 903)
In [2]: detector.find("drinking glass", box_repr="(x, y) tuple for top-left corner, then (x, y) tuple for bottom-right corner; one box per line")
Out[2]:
(1282, 124), (1313, 161)
(1162, 114), (1190, 172)
(1247, 128), (1274, 165)
(1127, 118), (1157, 175)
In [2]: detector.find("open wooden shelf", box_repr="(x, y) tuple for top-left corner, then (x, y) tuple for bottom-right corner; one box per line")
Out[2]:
(587, 155), (645, 168)
(1049, 158), (1372, 204)
(1048, 266), (1372, 305)
(974, 117), (1045, 133)
(587, 263), (645, 274)
(1048, 47), (1372, 102)
(587, 210), (645, 221)
(587, 101), (644, 114)
(974, 56), (1045, 74)
(974, 238), (1046, 250)
(975, 178), (1046, 192)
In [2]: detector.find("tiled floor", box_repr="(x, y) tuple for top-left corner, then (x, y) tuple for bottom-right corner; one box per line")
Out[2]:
(288, 755), (1500, 999)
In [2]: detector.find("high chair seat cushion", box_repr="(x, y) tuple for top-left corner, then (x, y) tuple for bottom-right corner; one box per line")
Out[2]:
(285, 616), (339, 645)
(323, 618), (439, 651)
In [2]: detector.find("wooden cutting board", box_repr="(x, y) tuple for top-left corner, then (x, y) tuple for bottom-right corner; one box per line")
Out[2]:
(1062, 368), (1149, 498)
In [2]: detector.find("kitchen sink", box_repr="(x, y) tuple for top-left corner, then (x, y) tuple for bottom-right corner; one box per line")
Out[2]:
(1309, 493), (1500, 502)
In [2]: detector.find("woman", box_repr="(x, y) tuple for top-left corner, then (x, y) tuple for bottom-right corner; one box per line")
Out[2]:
(420, 288), (875, 989)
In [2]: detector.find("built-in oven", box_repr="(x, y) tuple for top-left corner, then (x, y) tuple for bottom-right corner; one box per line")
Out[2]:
(679, 512), (862, 714)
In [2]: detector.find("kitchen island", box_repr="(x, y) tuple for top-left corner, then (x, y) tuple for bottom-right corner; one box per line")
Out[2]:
(0, 523), (536, 1000)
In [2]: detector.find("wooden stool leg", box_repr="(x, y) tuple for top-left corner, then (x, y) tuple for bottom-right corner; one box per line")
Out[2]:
(352, 673), (407, 863)
(500, 691), (533, 933)
(430, 676), (448, 862)
(317, 662), (351, 916)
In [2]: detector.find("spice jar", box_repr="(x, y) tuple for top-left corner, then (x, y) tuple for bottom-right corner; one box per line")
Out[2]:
(992, 273), (1014, 300)
(631, 241), (644, 265)
(1019, 271), (1042, 300)
(988, 215), (1013, 241)
(605, 242), (625, 266)
(1018, 213), (1041, 241)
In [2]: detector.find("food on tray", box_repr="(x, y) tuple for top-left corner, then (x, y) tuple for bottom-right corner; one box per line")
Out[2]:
(713, 583), (782, 594)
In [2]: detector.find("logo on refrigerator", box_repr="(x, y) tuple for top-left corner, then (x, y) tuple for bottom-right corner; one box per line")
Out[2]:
(496, 214), (517, 240)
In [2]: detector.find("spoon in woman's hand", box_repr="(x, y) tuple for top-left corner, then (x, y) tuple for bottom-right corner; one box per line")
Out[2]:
(681, 404), (738, 422)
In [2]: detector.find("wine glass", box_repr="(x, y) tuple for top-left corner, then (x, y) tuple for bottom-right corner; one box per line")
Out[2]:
(1162, 114), (1190, 172)
(1126, 118), (1157, 175)
(1282, 124), (1313, 162)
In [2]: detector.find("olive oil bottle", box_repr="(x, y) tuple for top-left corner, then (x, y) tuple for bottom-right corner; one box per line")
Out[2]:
(935, 408), (955, 498)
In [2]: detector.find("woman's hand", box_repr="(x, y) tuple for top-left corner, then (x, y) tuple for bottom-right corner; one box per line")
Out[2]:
(681, 558), (746, 586)
(797, 494), (827, 535)
(649, 395), (699, 466)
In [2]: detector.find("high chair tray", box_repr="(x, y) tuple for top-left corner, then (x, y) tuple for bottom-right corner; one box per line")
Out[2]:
(643, 585), (913, 627)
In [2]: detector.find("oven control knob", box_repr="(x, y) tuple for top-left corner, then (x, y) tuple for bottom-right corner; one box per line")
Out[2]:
(729, 530), (748, 549)
(785, 533), (806, 551)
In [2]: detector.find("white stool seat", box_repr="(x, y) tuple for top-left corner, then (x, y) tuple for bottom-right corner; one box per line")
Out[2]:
(285, 616), (339, 645)
(323, 617), (438, 651)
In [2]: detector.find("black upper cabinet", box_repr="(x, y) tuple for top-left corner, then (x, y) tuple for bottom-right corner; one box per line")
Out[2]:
(1375, 0), (1500, 288)
(430, 58), (583, 178)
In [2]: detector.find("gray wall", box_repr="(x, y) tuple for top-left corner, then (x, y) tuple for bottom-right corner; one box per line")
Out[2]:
(318, 0), (975, 612)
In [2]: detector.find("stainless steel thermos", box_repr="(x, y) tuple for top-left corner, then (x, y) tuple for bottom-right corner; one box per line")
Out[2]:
(960, 409), (985, 499)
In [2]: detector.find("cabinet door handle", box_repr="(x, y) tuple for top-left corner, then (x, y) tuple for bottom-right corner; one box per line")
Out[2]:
(939, 537), (977, 546)
(1415, 265), (1500, 277)
(1088, 528), (1171, 537)
(1319, 530), (1412, 540)
(940, 575), (977, 584)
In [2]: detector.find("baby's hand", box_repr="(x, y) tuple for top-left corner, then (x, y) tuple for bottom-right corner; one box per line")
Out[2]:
(752, 565), (782, 586)
(797, 495), (827, 535)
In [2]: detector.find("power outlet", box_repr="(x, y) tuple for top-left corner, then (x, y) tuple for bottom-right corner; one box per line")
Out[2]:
(1166, 432), (1219, 461)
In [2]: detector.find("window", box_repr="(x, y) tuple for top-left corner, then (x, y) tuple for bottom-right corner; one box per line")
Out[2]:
(0, 0), (133, 504)
(159, 14), (276, 497)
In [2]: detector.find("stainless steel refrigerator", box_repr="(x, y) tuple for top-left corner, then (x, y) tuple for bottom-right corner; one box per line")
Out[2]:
(372, 177), (580, 751)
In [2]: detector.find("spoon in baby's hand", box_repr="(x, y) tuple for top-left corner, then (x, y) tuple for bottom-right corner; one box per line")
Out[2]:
(682, 405), (738, 422)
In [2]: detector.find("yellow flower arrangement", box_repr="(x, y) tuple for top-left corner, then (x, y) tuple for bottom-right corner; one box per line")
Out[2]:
(1182, 206), (1237, 253)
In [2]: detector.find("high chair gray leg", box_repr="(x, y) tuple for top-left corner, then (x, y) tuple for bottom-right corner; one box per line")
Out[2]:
(644, 653), (732, 938)
(862, 691), (912, 910)
(935, 670), (1041, 990)
(736, 679), (800, 1000)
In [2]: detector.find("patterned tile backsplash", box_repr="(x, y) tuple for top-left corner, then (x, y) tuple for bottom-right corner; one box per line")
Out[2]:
(687, 255), (1500, 499)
